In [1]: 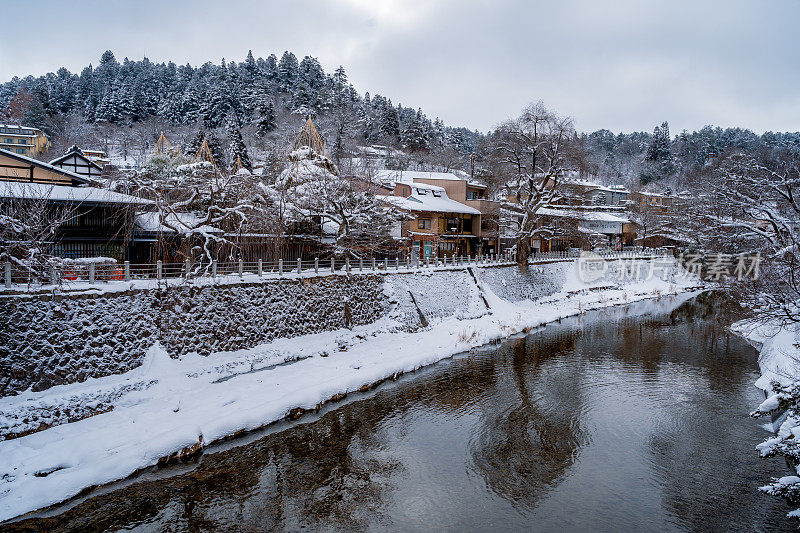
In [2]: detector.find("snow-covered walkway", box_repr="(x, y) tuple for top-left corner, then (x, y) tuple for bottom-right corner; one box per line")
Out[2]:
(0, 271), (700, 522)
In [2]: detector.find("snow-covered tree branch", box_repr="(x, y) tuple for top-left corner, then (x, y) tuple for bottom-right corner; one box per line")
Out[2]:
(487, 101), (575, 266)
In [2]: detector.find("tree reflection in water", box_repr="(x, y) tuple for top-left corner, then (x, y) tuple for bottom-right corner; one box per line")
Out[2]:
(468, 333), (588, 511)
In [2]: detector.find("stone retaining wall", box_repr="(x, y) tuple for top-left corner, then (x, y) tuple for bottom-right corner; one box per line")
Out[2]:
(477, 262), (572, 302)
(1, 275), (385, 396)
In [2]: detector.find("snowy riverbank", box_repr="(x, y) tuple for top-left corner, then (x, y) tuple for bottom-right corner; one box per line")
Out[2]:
(0, 261), (701, 522)
(733, 318), (800, 392)
(733, 316), (800, 518)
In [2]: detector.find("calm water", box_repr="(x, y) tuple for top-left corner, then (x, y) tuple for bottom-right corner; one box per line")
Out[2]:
(5, 291), (793, 532)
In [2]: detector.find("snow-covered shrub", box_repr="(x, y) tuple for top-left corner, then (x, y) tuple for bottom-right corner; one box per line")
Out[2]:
(53, 257), (119, 281)
(752, 379), (800, 517)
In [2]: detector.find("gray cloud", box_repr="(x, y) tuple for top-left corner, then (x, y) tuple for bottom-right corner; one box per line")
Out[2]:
(1, 0), (797, 133)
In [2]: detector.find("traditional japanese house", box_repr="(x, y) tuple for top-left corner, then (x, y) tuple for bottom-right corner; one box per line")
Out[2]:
(0, 147), (152, 259)
(49, 145), (105, 181)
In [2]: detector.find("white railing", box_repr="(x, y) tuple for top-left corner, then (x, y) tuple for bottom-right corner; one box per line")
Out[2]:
(0, 250), (669, 291)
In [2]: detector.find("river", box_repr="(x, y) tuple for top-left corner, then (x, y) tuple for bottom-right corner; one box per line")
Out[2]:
(4, 291), (793, 532)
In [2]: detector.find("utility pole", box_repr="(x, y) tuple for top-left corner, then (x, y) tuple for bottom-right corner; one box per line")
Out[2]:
(470, 152), (476, 181)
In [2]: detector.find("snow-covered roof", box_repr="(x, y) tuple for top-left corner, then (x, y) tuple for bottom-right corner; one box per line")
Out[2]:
(584, 185), (630, 195)
(381, 184), (481, 215)
(410, 182), (445, 192)
(0, 148), (93, 185)
(0, 181), (152, 205)
(635, 190), (672, 198)
(0, 124), (43, 135)
(134, 211), (221, 234)
(49, 146), (104, 171)
(563, 178), (602, 188)
(536, 207), (629, 223)
(580, 211), (630, 223)
(375, 169), (486, 188)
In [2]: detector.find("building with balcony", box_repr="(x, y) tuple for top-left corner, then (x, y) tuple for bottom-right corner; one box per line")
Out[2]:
(376, 170), (501, 254)
(380, 181), (481, 259)
(0, 124), (50, 157)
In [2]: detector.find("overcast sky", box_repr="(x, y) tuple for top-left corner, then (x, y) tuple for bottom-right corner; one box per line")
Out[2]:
(1, 0), (798, 134)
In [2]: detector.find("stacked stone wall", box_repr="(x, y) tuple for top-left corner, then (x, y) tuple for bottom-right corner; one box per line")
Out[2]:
(1, 276), (385, 396)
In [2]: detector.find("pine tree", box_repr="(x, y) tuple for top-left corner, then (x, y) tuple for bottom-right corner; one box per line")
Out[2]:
(52, 67), (77, 113)
(205, 132), (226, 168)
(184, 128), (206, 156)
(379, 100), (400, 140)
(185, 128), (226, 168)
(200, 65), (232, 128)
(401, 108), (428, 151)
(243, 50), (257, 83)
(277, 51), (299, 93)
(642, 121), (675, 184)
(226, 114), (252, 171)
(255, 98), (276, 137)
(264, 54), (278, 81)
(332, 66), (348, 93)
(21, 96), (49, 134)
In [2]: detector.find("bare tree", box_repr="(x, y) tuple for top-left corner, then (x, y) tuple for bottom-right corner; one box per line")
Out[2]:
(689, 151), (800, 323)
(132, 156), (270, 266)
(0, 186), (77, 282)
(487, 102), (575, 267)
(265, 147), (398, 257)
(629, 196), (674, 248)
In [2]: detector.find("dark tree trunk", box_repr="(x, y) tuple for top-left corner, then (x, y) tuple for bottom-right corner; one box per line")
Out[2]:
(516, 236), (530, 272)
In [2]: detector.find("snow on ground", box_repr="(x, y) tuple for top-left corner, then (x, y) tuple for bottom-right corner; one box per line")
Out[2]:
(732, 319), (800, 392)
(732, 313), (800, 518)
(0, 264), (701, 522)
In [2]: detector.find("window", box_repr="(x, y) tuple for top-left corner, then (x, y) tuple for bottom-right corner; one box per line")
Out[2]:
(16, 148), (25, 154)
(446, 218), (458, 232)
(466, 190), (482, 200)
(432, 190), (442, 197)
(3, 138), (12, 144)
(439, 241), (457, 253)
(416, 188), (427, 195)
(417, 218), (431, 230)
(463, 217), (473, 233)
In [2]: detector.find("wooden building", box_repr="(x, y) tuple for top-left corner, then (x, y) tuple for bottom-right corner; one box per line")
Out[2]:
(0, 147), (90, 186)
(381, 181), (482, 259)
(376, 170), (500, 255)
(0, 147), (152, 260)
(49, 145), (105, 181)
(0, 124), (50, 156)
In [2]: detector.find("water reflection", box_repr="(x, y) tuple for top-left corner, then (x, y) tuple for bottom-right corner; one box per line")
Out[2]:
(468, 335), (588, 512)
(5, 292), (793, 532)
